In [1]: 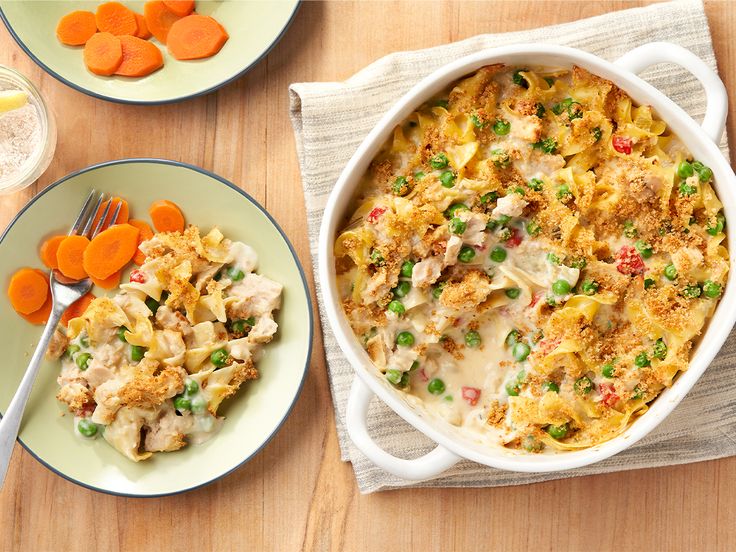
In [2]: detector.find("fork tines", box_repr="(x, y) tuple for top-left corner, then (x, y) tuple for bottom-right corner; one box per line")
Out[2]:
(70, 190), (123, 239)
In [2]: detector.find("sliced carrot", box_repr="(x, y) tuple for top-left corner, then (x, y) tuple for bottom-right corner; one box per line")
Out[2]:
(39, 235), (66, 270)
(90, 270), (121, 290)
(167, 15), (229, 60)
(82, 224), (139, 280)
(21, 294), (52, 325)
(149, 199), (185, 232)
(95, 2), (138, 36)
(92, 197), (130, 230)
(56, 235), (90, 280)
(162, 0), (194, 16)
(128, 219), (154, 265)
(143, 1), (183, 44)
(83, 32), (123, 76)
(115, 35), (164, 78)
(7, 268), (49, 315)
(61, 292), (96, 327)
(134, 13), (152, 39)
(56, 11), (98, 46)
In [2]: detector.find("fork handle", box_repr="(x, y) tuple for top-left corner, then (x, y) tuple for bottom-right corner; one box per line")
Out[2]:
(0, 304), (65, 489)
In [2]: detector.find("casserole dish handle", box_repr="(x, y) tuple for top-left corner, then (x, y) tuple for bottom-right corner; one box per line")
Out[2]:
(346, 377), (461, 480)
(614, 42), (728, 144)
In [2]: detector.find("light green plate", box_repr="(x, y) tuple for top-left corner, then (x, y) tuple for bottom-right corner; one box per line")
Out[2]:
(0, 0), (300, 104)
(0, 159), (312, 496)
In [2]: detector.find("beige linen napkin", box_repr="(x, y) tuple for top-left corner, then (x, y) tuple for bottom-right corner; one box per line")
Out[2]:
(289, 0), (735, 494)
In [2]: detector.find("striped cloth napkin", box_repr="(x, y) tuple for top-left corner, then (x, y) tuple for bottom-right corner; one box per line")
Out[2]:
(289, 0), (735, 494)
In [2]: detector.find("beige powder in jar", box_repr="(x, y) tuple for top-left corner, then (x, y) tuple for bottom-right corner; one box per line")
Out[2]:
(0, 93), (42, 183)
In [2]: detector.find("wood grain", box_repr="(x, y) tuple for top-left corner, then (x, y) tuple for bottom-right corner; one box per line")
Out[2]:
(1, 2), (735, 551)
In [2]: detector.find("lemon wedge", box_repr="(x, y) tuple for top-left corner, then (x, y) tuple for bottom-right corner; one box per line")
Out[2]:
(0, 90), (28, 114)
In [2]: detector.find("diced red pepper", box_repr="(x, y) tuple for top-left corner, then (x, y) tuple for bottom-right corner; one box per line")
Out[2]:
(536, 337), (562, 356)
(366, 206), (387, 223)
(129, 269), (147, 283)
(506, 227), (523, 248)
(529, 291), (544, 307)
(599, 383), (619, 407)
(612, 135), (633, 154)
(615, 245), (646, 276)
(461, 386), (481, 406)
(418, 368), (429, 382)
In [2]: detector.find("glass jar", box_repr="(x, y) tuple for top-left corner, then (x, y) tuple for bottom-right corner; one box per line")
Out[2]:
(0, 65), (57, 194)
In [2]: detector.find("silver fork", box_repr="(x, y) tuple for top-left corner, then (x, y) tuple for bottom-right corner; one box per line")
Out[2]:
(0, 190), (123, 488)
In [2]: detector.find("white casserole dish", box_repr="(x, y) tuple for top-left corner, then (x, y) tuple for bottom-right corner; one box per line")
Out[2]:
(318, 42), (736, 480)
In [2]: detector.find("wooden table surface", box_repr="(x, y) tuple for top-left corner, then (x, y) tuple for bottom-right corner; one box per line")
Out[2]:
(1, 2), (735, 551)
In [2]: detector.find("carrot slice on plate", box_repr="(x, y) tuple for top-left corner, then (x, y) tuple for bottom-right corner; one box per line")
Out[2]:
(21, 294), (52, 325)
(149, 199), (185, 232)
(61, 292), (96, 326)
(56, 235), (90, 280)
(92, 197), (130, 230)
(56, 10), (98, 46)
(115, 35), (164, 77)
(143, 1), (183, 44)
(128, 219), (154, 265)
(7, 268), (49, 314)
(90, 270), (122, 290)
(95, 2), (138, 36)
(167, 15), (229, 60)
(39, 235), (66, 270)
(82, 224), (139, 279)
(134, 13), (152, 39)
(83, 32), (123, 76)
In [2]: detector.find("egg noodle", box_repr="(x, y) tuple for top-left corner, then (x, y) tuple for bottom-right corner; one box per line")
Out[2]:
(334, 65), (728, 452)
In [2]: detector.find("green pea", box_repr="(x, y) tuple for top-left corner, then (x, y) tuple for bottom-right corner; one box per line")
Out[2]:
(532, 138), (558, 154)
(470, 113), (486, 128)
(117, 326), (128, 343)
(432, 282), (446, 299)
(393, 281), (411, 298)
(546, 252), (560, 265)
(458, 246), (476, 263)
(546, 296), (557, 307)
(505, 329), (520, 347)
(79, 335), (89, 347)
(490, 246), (507, 263)
(644, 278), (656, 290)
(632, 385), (644, 400)
(449, 217), (467, 235)
(574, 376), (593, 395)
(392, 176), (411, 196)
(387, 300), (405, 316)
(601, 363), (615, 378)
(190, 396), (208, 414)
(592, 127), (602, 142)
(679, 182), (697, 196)
(663, 264), (677, 280)
(76, 352), (92, 371)
(230, 319), (251, 335)
(512, 342), (531, 362)
(439, 170), (456, 188)
(385, 369), (403, 385)
(444, 203), (468, 218)
(210, 348), (229, 368)
(692, 161), (712, 182)
(682, 284), (702, 299)
(400, 260), (415, 278)
(546, 423), (568, 440)
(228, 266), (245, 281)
(541, 381), (559, 393)
(173, 395), (191, 411)
(528, 178), (544, 191)
(434, 99), (449, 109)
(511, 186), (525, 196)
(653, 338), (667, 360)
(623, 220), (638, 238)
(505, 380), (521, 396)
(77, 418), (98, 438)
(428, 378), (446, 395)
(552, 279), (571, 295)
(145, 296), (160, 315)
(568, 257), (587, 270)
(677, 160), (694, 179)
(551, 97), (573, 115)
(184, 379), (199, 395)
(396, 331), (415, 347)
(556, 184), (571, 200)
(480, 191), (498, 205)
(581, 280), (599, 295)
(430, 152), (449, 169)
(634, 352), (650, 368)
(490, 149), (511, 168)
(410, 361), (420, 371)
(65, 344), (80, 359)
(414, 171), (425, 181)
(493, 118), (511, 135)
(505, 288), (521, 299)
(465, 330), (481, 348)
(131, 345), (146, 362)
(707, 213), (726, 236)
(635, 240), (653, 259)
(522, 434), (543, 452)
(703, 280), (722, 298)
